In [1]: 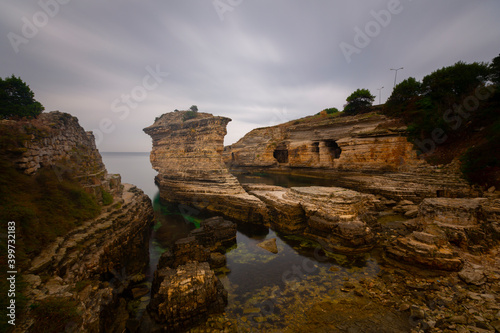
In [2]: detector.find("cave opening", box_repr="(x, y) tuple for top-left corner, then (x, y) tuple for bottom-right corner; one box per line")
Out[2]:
(311, 142), (320, 153)
(324, 140), (342, 158)
(273, 143), (289, 163)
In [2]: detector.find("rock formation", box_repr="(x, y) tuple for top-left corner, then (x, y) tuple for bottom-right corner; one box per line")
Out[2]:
(144, 111), (266, 222)
(148, 261), (227, 331)
(224, 112), (472, 201)
(386, 197), (500, 271)
(245, 184), (378, 253)
(224, 113), (420, 171)
(145, 216), (235, 331)
(3, 112), (155, 332)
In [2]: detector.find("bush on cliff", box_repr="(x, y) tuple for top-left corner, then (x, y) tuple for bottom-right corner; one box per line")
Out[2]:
(0, 75), (44, 119)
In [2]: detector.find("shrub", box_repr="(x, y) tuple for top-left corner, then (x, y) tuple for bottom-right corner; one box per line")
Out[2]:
(182, 110), (198, 121)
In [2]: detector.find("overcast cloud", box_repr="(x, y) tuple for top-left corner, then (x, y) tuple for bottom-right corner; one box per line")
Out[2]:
(1, 0), (499, 151)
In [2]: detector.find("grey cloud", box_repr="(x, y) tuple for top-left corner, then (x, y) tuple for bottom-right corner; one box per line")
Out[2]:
(1, 0), (499, 151)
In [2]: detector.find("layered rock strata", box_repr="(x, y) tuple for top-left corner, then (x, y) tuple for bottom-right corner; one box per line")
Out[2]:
(245, 184), (378, 252)
(144, 111), (266, 222)
(387, 197), (500, 271)
(224, 113), (421, 171)
(19, 184), (154, 332)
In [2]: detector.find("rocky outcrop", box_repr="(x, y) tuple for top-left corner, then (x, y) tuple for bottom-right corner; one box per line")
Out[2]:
(145, 216), (235, 331)
(144, 111), (266, 222)
(19, 184), (154, 332)
(1, 111), (119, 199)
(246, 184), (378, 253)
(148, 262), (227, 332)
(386, 197), (500, 271)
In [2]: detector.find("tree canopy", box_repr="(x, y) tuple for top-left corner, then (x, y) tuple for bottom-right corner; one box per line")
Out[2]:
(490, 54), (500, 86)
(0, 75), (44, 119)
(343, 89), (375, 115)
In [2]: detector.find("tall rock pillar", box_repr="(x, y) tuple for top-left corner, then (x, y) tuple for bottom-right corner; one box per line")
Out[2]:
(144, 111), (265, 223)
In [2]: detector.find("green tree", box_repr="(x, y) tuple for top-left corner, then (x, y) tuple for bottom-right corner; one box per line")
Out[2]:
(0, 75), (44, 119)
(190, 105), (198, 112)
(343, 89), (375, 115)
(421, 61), (490, 109)
(490, 53), (500, 86)
(385, 77), (421, 116)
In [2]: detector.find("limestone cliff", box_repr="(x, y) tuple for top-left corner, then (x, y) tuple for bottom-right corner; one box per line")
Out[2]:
(224, 112), (472, 200)
(224, 113), (420, 171)
(1, 112), (155, 332)
(144, 110), (266, 222)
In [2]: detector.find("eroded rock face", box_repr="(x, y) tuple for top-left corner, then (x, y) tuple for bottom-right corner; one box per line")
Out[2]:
(144, 111), (266, 222)
(224, 113), (421, 172)
(247, 184), (378, 252)
(2, 112), (113, 196)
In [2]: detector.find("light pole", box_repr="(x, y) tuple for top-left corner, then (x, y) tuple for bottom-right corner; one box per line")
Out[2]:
(377, 86), (384, 105)
(390, 67), (404, 88)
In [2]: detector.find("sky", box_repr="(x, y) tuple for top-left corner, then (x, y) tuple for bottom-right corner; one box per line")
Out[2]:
(1, 0), (499, 152)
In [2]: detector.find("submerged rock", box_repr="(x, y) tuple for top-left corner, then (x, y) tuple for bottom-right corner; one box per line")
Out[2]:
(257, 238), (278, 254)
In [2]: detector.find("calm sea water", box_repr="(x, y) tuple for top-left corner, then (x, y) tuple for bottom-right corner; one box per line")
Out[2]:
(100, 152), (379, 330)
(101, 152), (159, 199)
